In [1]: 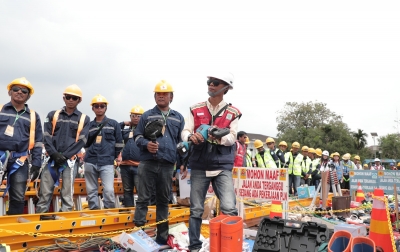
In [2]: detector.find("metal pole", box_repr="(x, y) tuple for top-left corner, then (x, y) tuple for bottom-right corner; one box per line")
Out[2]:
(373, 137), (376, 158)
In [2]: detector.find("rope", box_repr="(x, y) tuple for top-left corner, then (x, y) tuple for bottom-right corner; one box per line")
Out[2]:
(24, 237), (115, 252)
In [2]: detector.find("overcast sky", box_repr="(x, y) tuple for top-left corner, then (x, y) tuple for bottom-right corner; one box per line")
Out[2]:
(1, 1), (399, 146)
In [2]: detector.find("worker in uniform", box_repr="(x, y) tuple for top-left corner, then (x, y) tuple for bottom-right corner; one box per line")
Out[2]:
(266, 137), (285, 168)
(340, 153), (356, 189)
(119, 105), (144, 207)
(181, 73), (241, 251)
(36, 85), (90, 213)
(234, 131), (247, 167)
(133, 80), (184, 245)
(0, 77), (43, 215)
(309, 148), (322, 188)
(84, 95), (123, 209)
(371, 158), (385, 170)
(305, 148), (315, 186)
(244, 137), (253, 167)
(353, 155), (362, 169)
(253, 139), (275, 168)
(278, 141), (289, 167)
(300, 146), (311, 185)
(286, 142), (303, 195)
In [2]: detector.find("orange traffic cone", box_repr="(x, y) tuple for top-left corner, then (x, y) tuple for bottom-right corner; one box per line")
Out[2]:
(355, 182), (365, 203)
(270, 200), (283, 218)
(221, 216), (243, 252)
(209, 214), (229, 252)
(369, 188), (394, 252)
(327, 230), (352, 252)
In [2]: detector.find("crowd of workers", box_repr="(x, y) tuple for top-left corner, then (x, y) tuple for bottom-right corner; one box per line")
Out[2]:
(234, 135), (399, 196)
(2, 75), (397, 252)
(0, 74), (239, 252)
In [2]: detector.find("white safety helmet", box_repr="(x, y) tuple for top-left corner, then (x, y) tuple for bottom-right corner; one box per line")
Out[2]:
(207, 72), (234, 90)
(374, 158), (380, 162)
(322, 150), (329, 156)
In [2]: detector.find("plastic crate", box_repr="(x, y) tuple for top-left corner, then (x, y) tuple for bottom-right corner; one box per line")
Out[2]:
(252, 217), (330, 252)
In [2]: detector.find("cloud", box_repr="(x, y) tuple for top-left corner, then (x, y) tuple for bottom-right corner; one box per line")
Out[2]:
(0, 0), (399, 146)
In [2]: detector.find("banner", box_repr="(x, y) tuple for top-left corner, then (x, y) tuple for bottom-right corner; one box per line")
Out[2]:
(349, 170), (400, 195)
(236, 168), (289, 201)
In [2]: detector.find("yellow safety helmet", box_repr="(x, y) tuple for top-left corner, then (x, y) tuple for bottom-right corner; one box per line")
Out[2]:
(332, 152), (340, 157)
(63, 84), (82, 98)
(254, 139), (264, 149)
(308, 148), (315, 154)
(7, 77), (34, 95)
(154, 80), (174, 92)
(266, 137), (275, 144)
(315, 148), (322, 156)
(90, 94), (108, 106)
(354, 155), (360, 161)
(292, 142), (300, 148)
(130, 105), (145, 115)
(279, 141), (287, 147)
(301, 146), (309, 152)
(342, 153), (351, 160)
(397, 162), (400, 167)
(245, 138), (250, 144)
(363, 164), (369, 168)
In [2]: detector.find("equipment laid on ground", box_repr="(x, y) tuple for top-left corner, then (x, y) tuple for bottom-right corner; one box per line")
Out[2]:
(252, 217), (330, 252)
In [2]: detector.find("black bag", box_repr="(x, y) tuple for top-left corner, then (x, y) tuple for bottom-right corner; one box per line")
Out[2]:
(144, 119), (163, 139)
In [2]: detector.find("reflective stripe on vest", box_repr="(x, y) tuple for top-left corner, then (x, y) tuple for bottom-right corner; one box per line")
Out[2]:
(0, 104), (36, 197)
(255, 152), (277, 168)
(52, 109), (86, 142)
(288, 153), (303, 175)
(246, 150), (252, 167)
(309, 158), (321, 178)
(234, 141), (245, 167)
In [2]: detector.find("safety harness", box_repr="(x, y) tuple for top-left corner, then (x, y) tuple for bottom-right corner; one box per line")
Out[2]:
(48, 110), (86, 186)
(0, 104), (36, 197)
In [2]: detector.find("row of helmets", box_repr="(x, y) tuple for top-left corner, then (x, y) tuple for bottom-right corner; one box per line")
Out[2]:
(7, 73), (234, 112)
(251, 137), (361, 161)
(7, 73), (234, 97)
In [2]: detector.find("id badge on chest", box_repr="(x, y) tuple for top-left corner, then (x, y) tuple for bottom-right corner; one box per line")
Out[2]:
(96, 135), (102, 143)
(4, 125), (14, 137)
(129, 132), (133, 138)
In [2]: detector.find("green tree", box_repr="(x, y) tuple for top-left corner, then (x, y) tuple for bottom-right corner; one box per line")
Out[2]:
(276, 101), (357, 154)
(378, 134), (400, 158)
(276, 101), (342, 134)
(352, 129), (368, 150)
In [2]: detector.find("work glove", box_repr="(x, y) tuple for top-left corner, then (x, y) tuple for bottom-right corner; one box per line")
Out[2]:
(50, 153), (67, 166)
(30, 165), (41, 181)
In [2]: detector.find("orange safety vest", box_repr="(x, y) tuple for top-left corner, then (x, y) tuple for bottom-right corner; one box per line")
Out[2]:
(51, 109), (86, 142)
(0, 104), (36, 163)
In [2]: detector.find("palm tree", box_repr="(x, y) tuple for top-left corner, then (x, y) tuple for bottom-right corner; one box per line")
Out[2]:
(352, 129), (368, 150)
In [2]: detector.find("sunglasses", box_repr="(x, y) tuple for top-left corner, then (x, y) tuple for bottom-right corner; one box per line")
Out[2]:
(11, 86), (29, 94)
(266, 142), (274, 145)
(207, 79), (226, 87)
(130, 114), (141, 118)
(64, 95), (80, 101)
(93, 104), (106, 109)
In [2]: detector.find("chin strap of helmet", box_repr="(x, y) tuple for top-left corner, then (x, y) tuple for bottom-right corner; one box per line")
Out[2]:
(208, 85), (229, 97)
